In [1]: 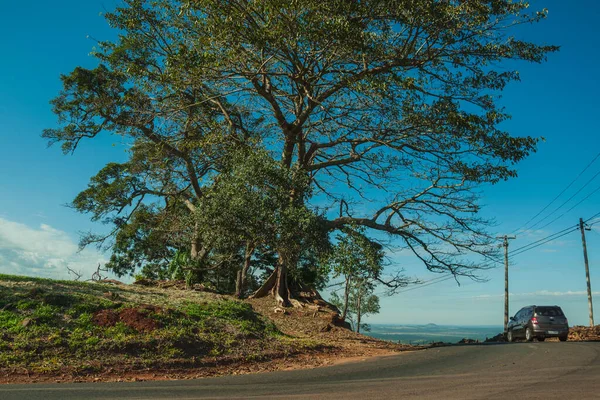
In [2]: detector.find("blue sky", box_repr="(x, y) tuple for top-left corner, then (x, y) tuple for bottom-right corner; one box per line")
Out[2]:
(1, 0), (599, 327)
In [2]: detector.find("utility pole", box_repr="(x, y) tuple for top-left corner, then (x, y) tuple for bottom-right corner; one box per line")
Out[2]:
(579, 218), (594, 327)
(498, 235), (516, 334)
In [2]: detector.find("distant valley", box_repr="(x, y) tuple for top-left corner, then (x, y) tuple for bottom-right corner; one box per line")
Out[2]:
(365, 324), (503, 344)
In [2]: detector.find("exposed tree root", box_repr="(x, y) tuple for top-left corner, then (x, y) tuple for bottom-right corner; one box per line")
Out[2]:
(251, 270), (338, 313)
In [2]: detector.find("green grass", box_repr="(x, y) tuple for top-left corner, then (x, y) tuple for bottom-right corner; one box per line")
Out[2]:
(0, 273), (95, 287)
(0, 274), (302, 376)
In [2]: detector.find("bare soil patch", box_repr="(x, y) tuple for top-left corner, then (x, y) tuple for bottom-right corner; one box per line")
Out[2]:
(93, 306), (162, 332)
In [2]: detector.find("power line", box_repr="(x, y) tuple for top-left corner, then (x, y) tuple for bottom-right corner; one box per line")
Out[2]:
(512, 151), (600, 233)
(374, 273), (453, 296)
(508, 211), (599, 258)
(395, 212), (598, 294)
(394, 260), (500, 295)
(395, 227), (572, 293)
(509, 224), (578, 255)
(535, 184), (600, 230)
(527, 170), (600, 230)
(394, 275), (455, 294)
(585, 211), (600, 223)
(510, 227), (579, 258)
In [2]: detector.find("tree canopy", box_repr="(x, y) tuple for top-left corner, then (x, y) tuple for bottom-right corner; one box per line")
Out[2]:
(45, 0), (557, 305)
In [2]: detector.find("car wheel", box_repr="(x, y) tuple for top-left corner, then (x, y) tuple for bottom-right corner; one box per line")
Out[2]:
(525, 327), (533, 342)
(559, 335), (568, 342)
(507, 330), (514, 343)
(538, 337), (545, 342)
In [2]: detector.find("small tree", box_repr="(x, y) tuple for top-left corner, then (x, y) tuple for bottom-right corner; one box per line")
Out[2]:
(352, 282), (380, 334)
(330, 279), (380, 333)
(327, 228), (412, 320)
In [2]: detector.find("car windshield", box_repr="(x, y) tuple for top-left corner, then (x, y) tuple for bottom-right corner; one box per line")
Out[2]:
(535, 307), (564, 316)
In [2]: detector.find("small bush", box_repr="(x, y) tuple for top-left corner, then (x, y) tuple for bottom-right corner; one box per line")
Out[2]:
(67, 295), (120, 317)
(0, 310), (22, 331)
(42, 293), (77, 307)
(32, 304), (61, 326)
(183, 300), (277, 336)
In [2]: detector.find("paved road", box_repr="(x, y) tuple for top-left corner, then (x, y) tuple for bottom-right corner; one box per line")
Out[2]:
(2, 342), (599, 399)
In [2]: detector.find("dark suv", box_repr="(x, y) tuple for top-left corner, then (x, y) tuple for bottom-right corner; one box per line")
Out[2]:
(507, 305), (569, 342)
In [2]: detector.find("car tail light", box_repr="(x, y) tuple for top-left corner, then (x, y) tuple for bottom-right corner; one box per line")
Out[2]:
(531, 317), (539, 325)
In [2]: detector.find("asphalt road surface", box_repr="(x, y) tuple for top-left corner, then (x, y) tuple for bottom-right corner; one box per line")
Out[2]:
(2, 342), (599, 399)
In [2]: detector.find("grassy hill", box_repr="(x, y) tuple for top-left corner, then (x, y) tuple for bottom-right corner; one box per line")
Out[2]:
(0, 274), (327, 380)
(0, 274), (411, 383)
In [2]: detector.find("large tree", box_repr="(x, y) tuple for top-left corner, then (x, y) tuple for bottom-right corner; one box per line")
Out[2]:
(45, 0), (556, 305)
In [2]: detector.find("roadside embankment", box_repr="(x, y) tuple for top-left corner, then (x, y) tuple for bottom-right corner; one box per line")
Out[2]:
(0, 275), (419, 384)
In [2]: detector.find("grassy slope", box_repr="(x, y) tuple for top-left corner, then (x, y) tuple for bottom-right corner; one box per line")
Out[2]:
(0, 274), (321, 377)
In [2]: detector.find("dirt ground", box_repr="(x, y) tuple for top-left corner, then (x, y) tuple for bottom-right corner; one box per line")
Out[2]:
(568, 325), (600, 341)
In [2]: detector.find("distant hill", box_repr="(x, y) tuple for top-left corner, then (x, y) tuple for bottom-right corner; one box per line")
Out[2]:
(365, 323), (504, 345)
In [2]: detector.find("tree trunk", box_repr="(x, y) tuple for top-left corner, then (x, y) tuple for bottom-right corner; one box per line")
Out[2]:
(273, 255), (290, 307)
(356, 291), (362, 334)
(250, 268), (277, 298)
(250, 254), (291, 307)
(341, 275), (351, 320)
(236, 270), (243, 297)
(250, 182), (303, 306)
(235, 243), (255, 299)
(190, 222), (200, 259)
(191, 240), (199, 259)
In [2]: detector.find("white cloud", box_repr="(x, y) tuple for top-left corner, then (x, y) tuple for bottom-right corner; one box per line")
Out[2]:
(525, 290), (600, 297)
(0, 217), (108, 280)
(471, 294), (502, 299)
(472, 290), (600, 300)
(516, 228), (549, 239)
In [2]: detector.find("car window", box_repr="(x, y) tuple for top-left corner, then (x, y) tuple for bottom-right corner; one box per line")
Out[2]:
(535, 307), (564, 317)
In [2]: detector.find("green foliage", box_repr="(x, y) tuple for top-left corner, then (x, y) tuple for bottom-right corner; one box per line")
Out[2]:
(104, 204), (183, 277)
(67, 295), (121, 317)
(328, 292), (344, 314)
(357, 291), (381, 323)
(184, 300), (278, 335)
(330, 283), (380, 333)
(0, 311), (23, 331)
(326, 227), (406, 322)
(167, 249), (204, 287)
(327, 228), (384, 282)
(194, 147), (331, 290)
(31, 304), (61, 326)
(42, 293), (78, 307)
